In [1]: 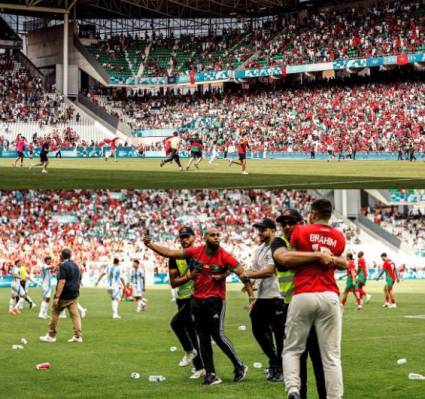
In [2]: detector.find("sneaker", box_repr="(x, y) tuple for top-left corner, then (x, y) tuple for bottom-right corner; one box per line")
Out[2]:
(366, 294), (372, 303)
(30, 302), (37, 310)
(179, 350), (197, 367)
(160, 161), (164, 167)
(288, 393), (301, 399)
(41, 169), (48, 174)
(382, 302), (390, 308)
(241, 171), (249, 175)
(388, 303), (397, 309)
(233, 364), (248, 382)
(68, 336), (83, 343)
(113, 314), (121, 319)
(38, 314), (49, 320)
(190, 369), (206, 379)
(203, 373), (222, 385)
(265, 367), (274, 380)
(270, 368), (283, 382)
(357, 304), (363, 310)
(40, 335), (56, 343)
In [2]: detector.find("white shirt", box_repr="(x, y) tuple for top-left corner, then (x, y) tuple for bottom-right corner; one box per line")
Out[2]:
(251, 242), (281, 299)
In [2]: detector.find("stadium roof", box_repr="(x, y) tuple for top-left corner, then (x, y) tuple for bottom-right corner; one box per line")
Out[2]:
(0, 0), (300, 19)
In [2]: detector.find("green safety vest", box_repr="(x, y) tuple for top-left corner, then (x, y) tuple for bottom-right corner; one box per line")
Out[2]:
(277, 236), (295, 304)
(175, 259), (194, 300)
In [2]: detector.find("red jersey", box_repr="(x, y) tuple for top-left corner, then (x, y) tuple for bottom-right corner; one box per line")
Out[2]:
(382, 259), (396, 281)
(346, 260), (356, 278)
(290, 224), (346, 295)
(357, 258), (367, 278)
(238, 139), (249, 155)
(184, 245), (239, 299)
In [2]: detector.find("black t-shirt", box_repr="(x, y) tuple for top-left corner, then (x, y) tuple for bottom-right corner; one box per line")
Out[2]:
(270, 236), (290, 272)
(41, 143), (49, 154)
(58, 260), (81, 299)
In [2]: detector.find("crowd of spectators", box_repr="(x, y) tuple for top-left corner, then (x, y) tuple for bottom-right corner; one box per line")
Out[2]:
(368, 204), (425, 253)
(0, 54), (77, 125)
(0, 189), (358, 279)
(249, 0), (424, 68)
(89, 71), (425, 153)
(86, 0), (424, 77)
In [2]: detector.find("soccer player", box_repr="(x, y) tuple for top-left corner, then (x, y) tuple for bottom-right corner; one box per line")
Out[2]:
(357, 251), (371, 303)
(130, 259), (147, 312)
(376, 253), (399, 308)
(144, 227), (254, 385)
(169, 226), (204, 379)
(186, 133), (203, 170)
(95, 258), (126, 318)
(13, 135), (26, 168)
(275, 199), (347, 399)
(9, 263), (29, 315)
(16, 260), (36, 310)
(30, 141), (49, 173)
(340, 253), (363, 310)
(160, 131), (183, 171)
(208, 141), (218, 165)
(38, 255), (56, 319)
(228, 133), (249, 174)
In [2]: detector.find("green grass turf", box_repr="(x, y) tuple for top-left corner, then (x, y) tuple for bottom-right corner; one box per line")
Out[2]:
(1, 158), (424, 189)
(1, 281), (424, 399)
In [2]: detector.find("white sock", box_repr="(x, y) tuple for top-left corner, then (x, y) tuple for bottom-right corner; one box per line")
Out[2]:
(112, 300), (119, 316)
(39, 302), (47, 316)
(77, 303), (85, 312)
(9, 298), (15, 311)
(15, 297), (24, 309)
(171, 289), (176, 301)
(27, 296), (34, 304)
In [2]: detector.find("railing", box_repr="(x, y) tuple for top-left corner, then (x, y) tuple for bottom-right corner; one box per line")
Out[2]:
(358, 215), (401, 249)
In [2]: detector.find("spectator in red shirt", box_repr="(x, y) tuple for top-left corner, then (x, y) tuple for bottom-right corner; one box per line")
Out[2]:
(144, 227), (254, 386)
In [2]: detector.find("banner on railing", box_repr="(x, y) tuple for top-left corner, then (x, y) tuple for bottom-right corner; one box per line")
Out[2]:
(0, 148), (423, 160)
(108, 52), (425, 86)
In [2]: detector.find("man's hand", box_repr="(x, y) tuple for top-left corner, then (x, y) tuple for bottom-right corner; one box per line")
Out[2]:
(143, 235), (152, 247)
(319, 251), (334, 266)
(53, 297), (59, 306)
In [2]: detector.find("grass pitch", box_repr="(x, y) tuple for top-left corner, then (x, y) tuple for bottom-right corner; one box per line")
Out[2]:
(0, 158), (424, 189)
(1, 281), (425, 399)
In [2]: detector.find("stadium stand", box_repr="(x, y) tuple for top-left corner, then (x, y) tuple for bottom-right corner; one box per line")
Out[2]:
(84, 70), (425, 153)
(81, 0), (424, 78)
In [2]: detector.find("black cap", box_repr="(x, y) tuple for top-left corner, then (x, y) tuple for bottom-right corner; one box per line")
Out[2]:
(276, 209), (303, 225)
(179, 226), (195, 237)
(253, 218), (276, 230)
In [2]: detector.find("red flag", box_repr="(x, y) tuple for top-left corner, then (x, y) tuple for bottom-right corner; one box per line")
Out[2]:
(396, 55), (409, 65)
(282, 66), (287, 77)
(189, 69), (195, 85)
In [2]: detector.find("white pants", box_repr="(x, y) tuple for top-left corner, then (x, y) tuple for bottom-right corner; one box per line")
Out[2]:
(283, 292), (343, 399)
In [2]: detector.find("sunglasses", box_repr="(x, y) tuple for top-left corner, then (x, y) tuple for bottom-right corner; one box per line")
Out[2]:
(208, 233), (221, 237)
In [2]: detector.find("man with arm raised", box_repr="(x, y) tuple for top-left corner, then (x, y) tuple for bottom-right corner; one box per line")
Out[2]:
(144, 227), (254, 386)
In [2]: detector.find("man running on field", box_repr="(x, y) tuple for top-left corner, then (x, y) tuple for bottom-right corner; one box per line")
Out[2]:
(376, 253), (399, 309)
(228, 133), (249, 174)
(186, 133), (203, 170)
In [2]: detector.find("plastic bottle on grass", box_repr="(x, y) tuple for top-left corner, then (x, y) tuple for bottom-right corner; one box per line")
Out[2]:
(149, 375), (166, 382)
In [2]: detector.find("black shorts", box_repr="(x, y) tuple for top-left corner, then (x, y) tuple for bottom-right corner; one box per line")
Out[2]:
(239, 153), (246, 161)
(191, 151), (202, 159)
(40, 152), (48, 163)
(17, 151), (24, 158)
